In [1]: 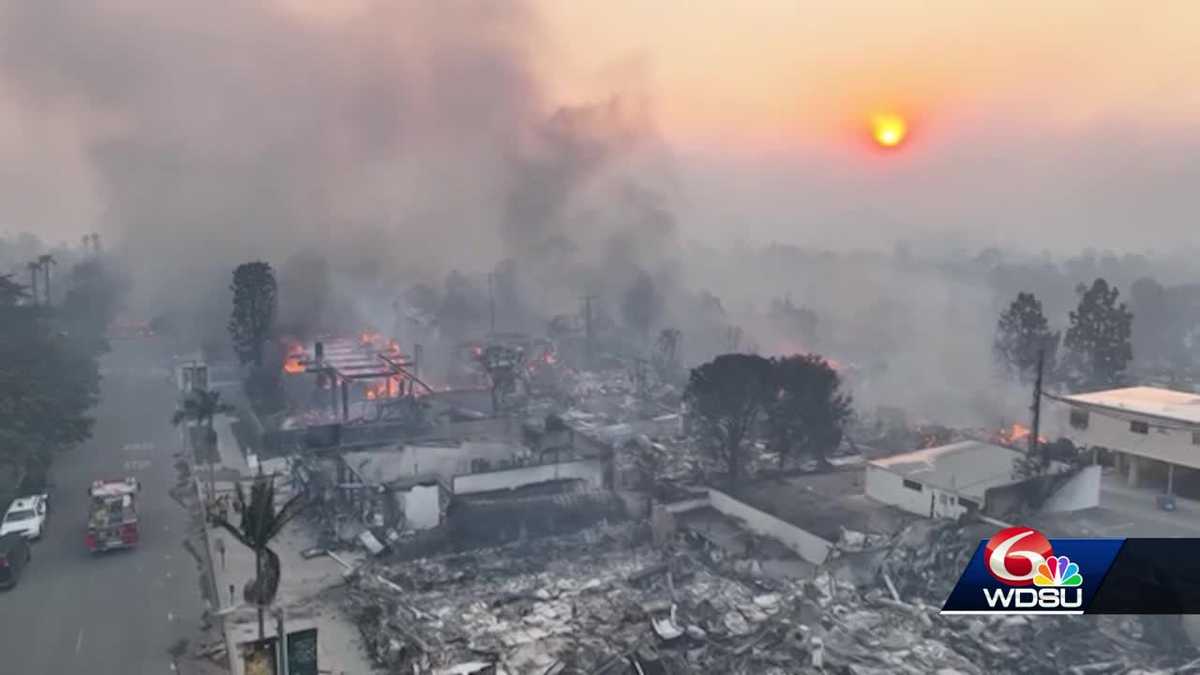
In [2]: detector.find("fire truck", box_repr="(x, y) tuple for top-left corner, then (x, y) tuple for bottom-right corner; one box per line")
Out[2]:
(86, 478), (140, 553)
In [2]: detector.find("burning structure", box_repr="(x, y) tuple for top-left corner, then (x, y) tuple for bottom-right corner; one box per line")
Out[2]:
(278, 332), (433, 426)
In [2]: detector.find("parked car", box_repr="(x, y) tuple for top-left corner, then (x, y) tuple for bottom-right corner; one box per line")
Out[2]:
(1, 495), (49, 540)
(0, 533), (31, 588)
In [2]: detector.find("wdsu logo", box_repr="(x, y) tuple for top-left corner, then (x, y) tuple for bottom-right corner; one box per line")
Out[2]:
(981, 527), (1082, 610)
(941, 526), (1122, 615)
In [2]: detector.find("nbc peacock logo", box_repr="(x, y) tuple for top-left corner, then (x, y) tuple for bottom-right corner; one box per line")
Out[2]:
(1032, 555), (1083, 588)
(981, 526), (1084, 611)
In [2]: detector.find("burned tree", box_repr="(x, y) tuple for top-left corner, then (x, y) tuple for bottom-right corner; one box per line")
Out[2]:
(768, 296), (818, 344)
(994, 292), (1059, 383)
(653, 327), (683, 382)
(622, 270), (662, 345)
(684, 354), (774, 487)
(228, 261), (278, 367)
(767, 354), (853, 468)
(478, 344), (525, 414)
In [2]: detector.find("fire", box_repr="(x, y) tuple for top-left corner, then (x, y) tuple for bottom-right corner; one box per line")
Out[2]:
(362, 375), (404, 401)
(282, 341), (306, 374)
(360, 330), (382, 347)
(997, 423), (1047, 447)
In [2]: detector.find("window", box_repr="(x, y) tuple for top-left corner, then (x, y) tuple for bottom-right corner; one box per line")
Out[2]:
(902, 479), (923, 492)
(1069, 409), (1089, 430)
(1193, 431), (1200, 446)
(1130, 420), (1149, 435)
(958, 497), (979, 510)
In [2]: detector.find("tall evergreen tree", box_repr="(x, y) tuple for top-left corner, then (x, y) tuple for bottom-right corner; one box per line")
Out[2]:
(994, 292), (1059, 383)
(1063, 278), (1133, 389)
(228, 261), (277, 367)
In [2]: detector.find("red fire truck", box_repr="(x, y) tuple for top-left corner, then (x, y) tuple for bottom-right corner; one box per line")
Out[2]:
(86, 478), (140, 553)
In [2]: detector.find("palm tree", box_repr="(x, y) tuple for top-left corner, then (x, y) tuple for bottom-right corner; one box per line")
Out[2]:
(171, 389), (235, 502)
(211, 474), (306, 641)
(36, 254), (55, 306)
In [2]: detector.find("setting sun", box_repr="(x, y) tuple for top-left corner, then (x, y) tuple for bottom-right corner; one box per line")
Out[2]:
(871, 113), (908, 148)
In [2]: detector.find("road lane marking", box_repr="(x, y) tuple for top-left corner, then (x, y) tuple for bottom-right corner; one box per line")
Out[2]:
(167, 611), (175, 622)
(75, 629), (84, 654)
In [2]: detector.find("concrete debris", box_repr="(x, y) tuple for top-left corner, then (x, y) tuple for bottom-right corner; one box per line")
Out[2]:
(358, 530), (386, 555)
(336, 499), (1199, 674)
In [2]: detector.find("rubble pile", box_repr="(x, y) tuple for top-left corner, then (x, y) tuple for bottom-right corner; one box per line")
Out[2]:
(821, 519), (1199, 674)
(342, 516), (1199, 674)
(346, 523), (825, 674)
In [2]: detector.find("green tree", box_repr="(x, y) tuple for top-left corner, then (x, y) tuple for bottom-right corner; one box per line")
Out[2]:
(60, 257), (130, 357)
(767, 354), (853, 468)
(1063, 279), (1133, 388)
(0, 273), (27, 305)
(684, 354), (775, 486)
(229, 261), (278, 367)
(994, 292), (1059, 383)
(171, 389), (235, 463)
(210, 474), (306, 641)
(0, 278), (100, 481)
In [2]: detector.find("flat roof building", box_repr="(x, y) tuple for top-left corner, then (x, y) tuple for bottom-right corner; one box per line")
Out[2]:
(865, 440), (1085, 518)
(1051, 386), (1200, 494)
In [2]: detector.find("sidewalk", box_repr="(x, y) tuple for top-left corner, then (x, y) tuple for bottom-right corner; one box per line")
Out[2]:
(1098, 473), (1200, 537)
(202, 415), (376, 675)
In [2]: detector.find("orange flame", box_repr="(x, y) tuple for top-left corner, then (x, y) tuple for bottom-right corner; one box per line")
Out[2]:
(282, 341), (306, 374)
(361, 375), (405, 401)
(997, 423), (1047, 447)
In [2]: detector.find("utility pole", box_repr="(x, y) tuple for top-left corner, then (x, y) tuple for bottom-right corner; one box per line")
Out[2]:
(582, 295), (597, 370)
(1029, 348), (1045, 468)
(488, 273), (496, 335)
(26, 261), (39, 306)
(38, 255), (54, 307)
(275, 607), (289, 675)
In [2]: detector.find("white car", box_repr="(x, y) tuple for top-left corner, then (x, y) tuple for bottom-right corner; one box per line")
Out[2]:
(1, 495), (48, 540)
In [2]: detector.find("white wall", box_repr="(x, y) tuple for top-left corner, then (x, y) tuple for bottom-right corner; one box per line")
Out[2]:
(864, 464), (967, 519)
(452, 460), (605, 495)
(1041, 465), (1102, 513)
(1049, 403), (1200, 469)
(706, 489), (833, 565)
(350, 442), (528, 484)
(397, 483), (440, 530)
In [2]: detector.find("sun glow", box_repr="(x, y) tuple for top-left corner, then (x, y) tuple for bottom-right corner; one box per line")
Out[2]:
(871, 113), (908, 148)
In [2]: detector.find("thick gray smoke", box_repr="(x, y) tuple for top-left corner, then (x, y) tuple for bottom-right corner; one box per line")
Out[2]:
(0, 1), (673, 346)
(4, 1), (1195, 430)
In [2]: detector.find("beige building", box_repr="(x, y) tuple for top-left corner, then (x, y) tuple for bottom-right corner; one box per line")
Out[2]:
(1050, 386), (1200, 494)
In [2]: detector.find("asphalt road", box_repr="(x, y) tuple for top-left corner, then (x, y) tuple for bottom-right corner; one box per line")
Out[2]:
(0, 338), (206, 674)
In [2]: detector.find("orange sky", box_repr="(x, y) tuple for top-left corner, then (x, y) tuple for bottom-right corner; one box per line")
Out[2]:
(535, 1), (1200, 155)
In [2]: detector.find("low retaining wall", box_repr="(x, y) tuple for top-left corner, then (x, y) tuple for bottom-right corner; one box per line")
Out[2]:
(666, 488), (834, 565)
(452, 459), (605, 495)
